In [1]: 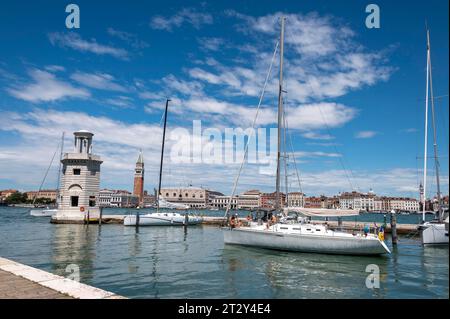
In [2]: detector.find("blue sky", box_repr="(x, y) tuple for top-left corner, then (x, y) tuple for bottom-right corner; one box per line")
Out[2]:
(0, 0), (448, 198)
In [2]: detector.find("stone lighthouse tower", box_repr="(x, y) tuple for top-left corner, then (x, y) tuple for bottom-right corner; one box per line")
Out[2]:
(52, 130), (103, 222)
(133, 150), (144, 206)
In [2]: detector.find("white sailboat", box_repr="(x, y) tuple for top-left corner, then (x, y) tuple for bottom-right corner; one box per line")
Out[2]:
(417, 28), (449, 245)
(124, 99), (202, 226)
(222, 17), (390, 256)
(30, 133), (65, 217)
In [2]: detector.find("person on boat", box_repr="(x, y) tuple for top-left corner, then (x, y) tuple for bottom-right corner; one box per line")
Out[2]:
(363, 224), (370, 237)
(271, 214), (277, 224)
(230, 215), (236, 229)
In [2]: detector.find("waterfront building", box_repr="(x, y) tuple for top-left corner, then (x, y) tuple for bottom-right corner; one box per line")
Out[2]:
(207, 190), (225, 207)
(237, 190), (260, 209)
(389, 197), (420, 212)
(260, 192), (286, 209)
(98, 189), (114, 207)
(339, 191), (375, 211)
(98, 189), (139, 208)
(25, 189), (57, 201)
(160, 186), (209, 208)
(0, 189), (18, 200)
(133, 150), (144, 206)
(111, 191), (139, 208)
(304, 196), (322, 208)
(287, 192), (304, 207)
(211, 195), (238, 209)
(53, 130), (103, 222)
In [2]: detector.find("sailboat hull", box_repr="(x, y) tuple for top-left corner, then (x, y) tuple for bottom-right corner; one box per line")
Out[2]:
(223, 228), (389, 256)
(124, 213), (202, 226)
(419, 222), (449, 245)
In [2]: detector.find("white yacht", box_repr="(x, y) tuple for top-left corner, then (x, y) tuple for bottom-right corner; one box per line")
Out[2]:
(124, 211), (202, 226)
(30, 207), (57, 217)
(223, 17), (390, 256)
(419, 219), (448, 245)
(224, 219), (390, 256)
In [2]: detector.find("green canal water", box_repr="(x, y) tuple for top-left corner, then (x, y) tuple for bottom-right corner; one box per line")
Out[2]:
(0, 207), (448, 298)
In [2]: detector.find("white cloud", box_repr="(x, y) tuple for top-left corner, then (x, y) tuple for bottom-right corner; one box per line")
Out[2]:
(107, 27), (149, 49)
(70, 71), (128, 92)
(197, 37), (224, 51)
(288, 103), (357, 131)
(401, 128), (418, 133)
(150, 8), (213, 31)
(6, 69), (90, 103)
(355, 131), (378, 139)
(188, 11), (393, 103)
(105, 96), (134, 109)
(45, 65), (65, 72)
(48, 32), (129, 60)
(302, 132), (335, 140)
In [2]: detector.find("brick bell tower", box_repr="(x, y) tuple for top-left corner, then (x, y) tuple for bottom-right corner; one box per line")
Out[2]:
(133, 150), (144, 206)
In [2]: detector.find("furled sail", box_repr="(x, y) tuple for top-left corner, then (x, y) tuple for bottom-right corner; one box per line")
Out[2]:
(284, 207), (359, 217)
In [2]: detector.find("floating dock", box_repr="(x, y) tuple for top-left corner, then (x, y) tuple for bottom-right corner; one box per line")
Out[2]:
(0, 257), (125, 299)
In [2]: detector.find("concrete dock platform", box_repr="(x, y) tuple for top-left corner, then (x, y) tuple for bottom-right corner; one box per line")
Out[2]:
(0, 257), (125, 299)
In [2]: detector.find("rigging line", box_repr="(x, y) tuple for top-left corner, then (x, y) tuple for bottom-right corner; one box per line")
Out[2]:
(283, 86), (289, 205)
(223, 40), (279, 220)
(316, 103), (357, 191)
(283, 87), (303, 195)
(32, 145), (59, 205)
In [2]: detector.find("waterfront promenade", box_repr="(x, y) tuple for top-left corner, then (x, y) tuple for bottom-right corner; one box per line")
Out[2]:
(0, 257), (125, 299)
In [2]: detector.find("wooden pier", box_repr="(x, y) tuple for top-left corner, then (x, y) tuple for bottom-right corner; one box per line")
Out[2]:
(0, 257), (125, 299)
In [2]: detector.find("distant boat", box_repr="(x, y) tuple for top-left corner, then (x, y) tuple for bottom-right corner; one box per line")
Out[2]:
(30, 208), (57, 217)
(222, 17), (390, 256)
(124, 100), (202, 226)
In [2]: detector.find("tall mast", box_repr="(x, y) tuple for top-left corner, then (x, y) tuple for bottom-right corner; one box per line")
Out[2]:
(422, 29), (430, 222)
(56, 132), (65, 206)
(275, 16), (285, 212)
(157, 99), (170, 212)
(283, 101), (289, 207)
(426, 29), (443, 222)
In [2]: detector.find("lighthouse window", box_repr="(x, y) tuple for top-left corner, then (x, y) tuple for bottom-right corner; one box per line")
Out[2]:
(89, 196), (96, 207)
(71, 196), (79, 207)
(73, 168), (81, 175)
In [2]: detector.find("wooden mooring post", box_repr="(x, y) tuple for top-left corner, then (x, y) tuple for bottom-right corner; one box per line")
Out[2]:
(390, 210), (398, 245)
(99, 207), (103, 225)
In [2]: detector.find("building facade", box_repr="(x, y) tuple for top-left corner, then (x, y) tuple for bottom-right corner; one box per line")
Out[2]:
(160, 187), (209, 208)
(26, 189), (57, 201)
(287, 192), (304, 207)
(237, 190), (260, 209)
(211, 195), (238, 209)
(260, 192), (286, 209)
(339, 191), (375, 211)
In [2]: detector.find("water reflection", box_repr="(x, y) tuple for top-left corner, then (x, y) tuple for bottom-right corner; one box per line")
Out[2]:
(50, 224), (97, 283)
